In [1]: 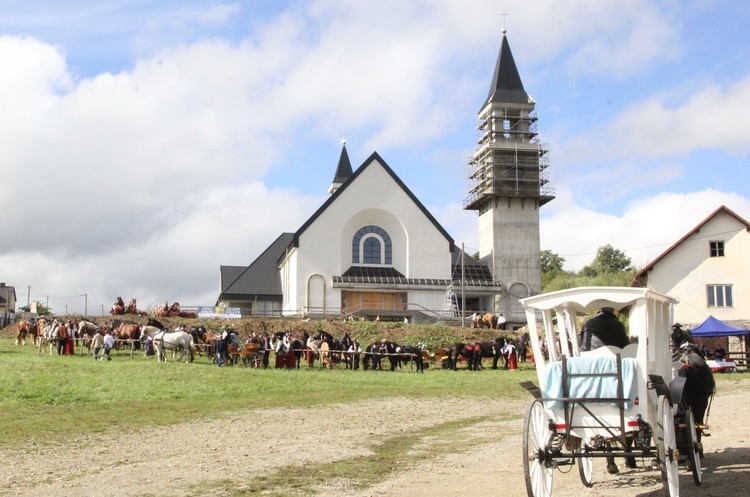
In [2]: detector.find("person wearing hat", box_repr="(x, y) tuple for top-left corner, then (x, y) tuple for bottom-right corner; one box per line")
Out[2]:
(579, 306), (633, 474)
(578, 306), (629, 352)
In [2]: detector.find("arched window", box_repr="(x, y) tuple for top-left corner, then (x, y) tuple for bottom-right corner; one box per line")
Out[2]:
(352, 225), (392, 265)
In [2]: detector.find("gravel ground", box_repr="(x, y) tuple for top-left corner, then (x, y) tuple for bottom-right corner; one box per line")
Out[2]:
(1, 383), (748, 497)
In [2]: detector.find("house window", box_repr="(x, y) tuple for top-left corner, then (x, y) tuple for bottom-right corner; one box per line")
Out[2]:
(707, 285), (733, 308)
(352, 226), (392, 265)
(709, 241), (724, 257)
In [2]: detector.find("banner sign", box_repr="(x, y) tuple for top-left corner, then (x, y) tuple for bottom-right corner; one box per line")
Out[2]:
(198, 306), (242, 319)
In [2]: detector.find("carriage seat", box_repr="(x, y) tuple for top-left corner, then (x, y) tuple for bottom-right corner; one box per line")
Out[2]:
(543, 354), (638, 410)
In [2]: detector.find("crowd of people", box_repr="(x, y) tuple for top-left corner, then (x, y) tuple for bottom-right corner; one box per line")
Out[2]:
(24, 317), (118, 361)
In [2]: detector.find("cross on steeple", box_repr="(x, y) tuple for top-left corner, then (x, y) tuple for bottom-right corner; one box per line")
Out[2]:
(500, 9), (509, 34)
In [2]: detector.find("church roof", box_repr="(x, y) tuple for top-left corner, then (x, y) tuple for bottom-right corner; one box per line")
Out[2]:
(485, 34), (529, 106)
(217, 232), (294, 301)
(330, 143), (353, 185)
(292, 151), (455, 252)
(451, 247), (502, 286)
(333, 267), (451, 287)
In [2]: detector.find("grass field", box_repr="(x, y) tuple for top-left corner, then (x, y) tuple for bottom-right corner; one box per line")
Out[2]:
(0, 338), (539, 447)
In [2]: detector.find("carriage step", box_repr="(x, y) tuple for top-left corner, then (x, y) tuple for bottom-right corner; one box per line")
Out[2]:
(520, 381), (542, 399)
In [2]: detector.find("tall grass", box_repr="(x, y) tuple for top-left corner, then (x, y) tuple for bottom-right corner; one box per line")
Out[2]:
(0, 339), (538, 446)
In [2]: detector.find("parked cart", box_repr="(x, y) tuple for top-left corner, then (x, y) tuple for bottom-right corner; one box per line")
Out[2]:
(519, 287), (702, 497)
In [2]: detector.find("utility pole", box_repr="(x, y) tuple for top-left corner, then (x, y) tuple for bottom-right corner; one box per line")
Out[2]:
(84, 294), (88, 316)
(27, 286), (30, 306)
(461, 243), (466, 328)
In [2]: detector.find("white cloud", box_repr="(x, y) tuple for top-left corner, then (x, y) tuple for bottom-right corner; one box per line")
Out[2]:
(542, 189), (750, 272)
(2, 0), (750, 318)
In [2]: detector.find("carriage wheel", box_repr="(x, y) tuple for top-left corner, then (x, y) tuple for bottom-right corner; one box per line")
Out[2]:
(685, 407), (702, 486)
(572, 436), (593, 487)
(657, 396), (680, 497)
(523, 399), (554, 497)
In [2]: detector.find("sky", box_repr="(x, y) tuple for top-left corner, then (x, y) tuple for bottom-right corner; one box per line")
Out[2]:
(2, 0), (749, 316)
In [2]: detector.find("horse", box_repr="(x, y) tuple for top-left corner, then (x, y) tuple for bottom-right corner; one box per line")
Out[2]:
(39, 318), (62, 355)
(314, 331), (350, 367)
(15, 320), (32, 346)
(381, 341), (425, 372)
(672, 326), (716, 427)
(125, 299), (147, 315)
(115, 322), (141, 347)
(516, 334), (529, 363)
(188, 325), (207, 355)
(305, 336), (320, 367)
(476, 313), (498, 329)
(142, 326), (196, 363)
(449, 340), (503, 371)
(110, 296), (126, 315)
(273, 331), (309, 369)
(378, 340), (402, 371)
(78, 320), (99, 350)
(153, 302), (180, 317)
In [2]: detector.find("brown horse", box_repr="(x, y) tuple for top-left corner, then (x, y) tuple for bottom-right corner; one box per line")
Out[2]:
(476, 313), (507, 329)
(115, 322), (141, 341)
(76, 320), (98, 350)
(126, 299), (147, 315)
(110, 296), (126, 315)
(16, 320), (32, 346)
(154, 301), (181, 317)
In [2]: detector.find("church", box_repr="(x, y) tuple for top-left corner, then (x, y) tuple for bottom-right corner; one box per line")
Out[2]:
(217, 30), (553, 324)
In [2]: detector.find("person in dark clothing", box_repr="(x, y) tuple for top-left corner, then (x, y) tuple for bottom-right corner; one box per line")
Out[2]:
(579, 307), (629, 351)
(579, 306), (633, 474)
(260, 333), (271, 369)
(216, 327), (229, 367)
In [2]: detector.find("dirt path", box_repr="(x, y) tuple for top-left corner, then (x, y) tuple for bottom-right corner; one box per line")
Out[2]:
(1, 388), (748, 496)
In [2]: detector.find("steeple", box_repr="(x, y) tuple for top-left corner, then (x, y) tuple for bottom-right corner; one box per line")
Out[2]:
(328, 142), (353, 195)
(464, 29), (554, 324)
(485, 33), (529, 106)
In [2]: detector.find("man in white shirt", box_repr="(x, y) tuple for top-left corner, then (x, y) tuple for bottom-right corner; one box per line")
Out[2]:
(102, 329), (115, 361)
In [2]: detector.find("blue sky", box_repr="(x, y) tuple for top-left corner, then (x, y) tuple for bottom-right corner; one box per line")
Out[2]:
(2, 0), (749, 315)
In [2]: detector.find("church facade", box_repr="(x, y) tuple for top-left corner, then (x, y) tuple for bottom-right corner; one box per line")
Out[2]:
(217, 31), (551, 324)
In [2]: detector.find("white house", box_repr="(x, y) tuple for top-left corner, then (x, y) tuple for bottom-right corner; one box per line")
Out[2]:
(0, 282), (17, 327)
(634, 205), (750, 327)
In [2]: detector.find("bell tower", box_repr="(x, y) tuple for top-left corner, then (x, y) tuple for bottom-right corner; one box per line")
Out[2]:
(464, 30), (554, 321)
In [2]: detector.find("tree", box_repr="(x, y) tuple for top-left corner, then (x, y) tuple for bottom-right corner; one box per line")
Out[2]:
(18, 300), (53, 316)
(580, 244), (632, 277)
(542, 245), (635, 292)
(541, 250), (565, 274)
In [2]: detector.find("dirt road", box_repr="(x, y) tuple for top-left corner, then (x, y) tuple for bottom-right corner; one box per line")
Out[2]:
(1, 385), (748, 496)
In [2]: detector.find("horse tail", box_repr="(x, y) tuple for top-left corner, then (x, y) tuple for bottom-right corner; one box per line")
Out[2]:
(189, 336), (197, 363)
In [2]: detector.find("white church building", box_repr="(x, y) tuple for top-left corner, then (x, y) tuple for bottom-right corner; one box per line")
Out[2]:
(217, 31), (552, 324)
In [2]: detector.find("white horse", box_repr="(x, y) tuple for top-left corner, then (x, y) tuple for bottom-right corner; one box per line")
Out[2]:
(142, 325), (196, 363)
(39, 319), (61, 355)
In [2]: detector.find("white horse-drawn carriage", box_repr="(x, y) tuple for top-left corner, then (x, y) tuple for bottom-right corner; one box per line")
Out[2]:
(520, 287), (702, 497)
